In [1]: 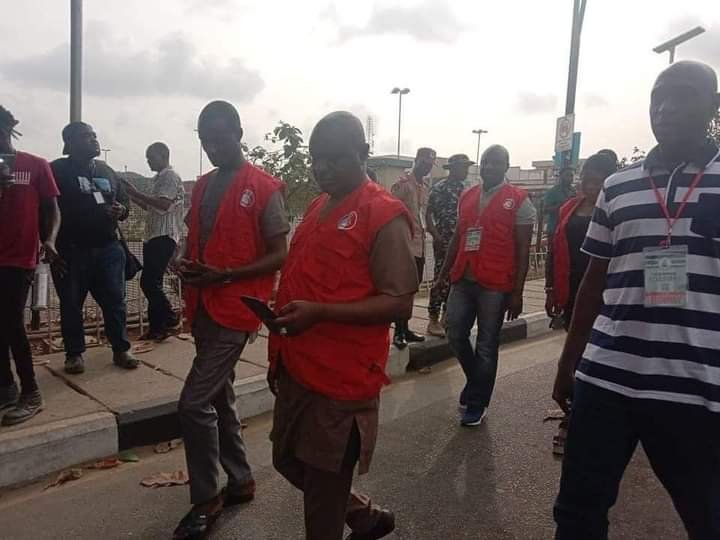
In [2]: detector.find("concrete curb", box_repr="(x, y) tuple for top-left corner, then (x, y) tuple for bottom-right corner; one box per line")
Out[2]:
(0, 312), (552, 489)
(0, 412), (117, 488)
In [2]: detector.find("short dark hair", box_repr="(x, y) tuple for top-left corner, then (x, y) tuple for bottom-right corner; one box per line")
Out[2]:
(147, 142), (170, 160)
(583, 152), (617, 178)
(416, 147), (436, 159)
(0, 106), (21, 138)
(198, 100), (242, 136)
(61, 121), (92, 155)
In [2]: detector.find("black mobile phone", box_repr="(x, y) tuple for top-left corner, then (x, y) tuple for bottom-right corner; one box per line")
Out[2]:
(0, 153), (16, 182)
(241, 296), (283, 334)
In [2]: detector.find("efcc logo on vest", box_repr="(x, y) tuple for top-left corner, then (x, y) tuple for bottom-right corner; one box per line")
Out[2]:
(337, 211), (358, 230)
(240, 189), (255, 208)
(502, 198), (515, 210)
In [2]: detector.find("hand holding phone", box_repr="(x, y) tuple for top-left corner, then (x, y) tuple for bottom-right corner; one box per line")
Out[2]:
(241, 296), (285, 334)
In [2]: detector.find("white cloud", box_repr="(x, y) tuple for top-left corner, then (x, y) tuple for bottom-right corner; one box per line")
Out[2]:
(334, 0), (467, 44)
(0, 23), (264, 102)
(516, 93), (558, 115)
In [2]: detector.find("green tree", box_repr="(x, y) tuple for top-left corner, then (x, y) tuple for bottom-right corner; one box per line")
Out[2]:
(709, 111), (720, 146)
(245, 122), (318, 217)
(617, 146), (646, 169)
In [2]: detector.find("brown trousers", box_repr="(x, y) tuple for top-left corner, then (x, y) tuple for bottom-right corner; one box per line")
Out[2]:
(273, 424), (381, 540)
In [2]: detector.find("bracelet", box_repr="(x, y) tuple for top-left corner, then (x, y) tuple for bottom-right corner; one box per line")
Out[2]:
(544, 287), (554, 292)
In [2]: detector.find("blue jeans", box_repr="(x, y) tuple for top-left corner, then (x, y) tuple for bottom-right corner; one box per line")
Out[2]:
(446, 279), (508, 411)
(555, 380), (720, 540)
(52, 241), (131, 356)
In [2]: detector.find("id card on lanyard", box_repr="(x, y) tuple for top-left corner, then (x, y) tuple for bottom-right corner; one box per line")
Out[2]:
(642, 160), (713, 307)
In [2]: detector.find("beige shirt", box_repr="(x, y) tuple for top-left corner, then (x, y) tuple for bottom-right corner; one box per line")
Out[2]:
(391, 172), (429, 258)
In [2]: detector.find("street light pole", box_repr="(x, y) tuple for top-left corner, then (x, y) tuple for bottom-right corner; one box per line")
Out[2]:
(472, 129), (488, 176)
(391, 87), (410, 158)
(193, 129), (203, 179)
(653, 26), (706, 65)
(101, 148), (111, 163)
(70, 0), (83, 122)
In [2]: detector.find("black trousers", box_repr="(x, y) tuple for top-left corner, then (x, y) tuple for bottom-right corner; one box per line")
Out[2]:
(394, 257), (424, 336)
(141, 236), (177, 332)
(0, 267), (37, 394)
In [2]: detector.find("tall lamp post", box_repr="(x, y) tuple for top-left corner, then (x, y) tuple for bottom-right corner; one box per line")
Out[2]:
(101, 148), (111, 163)
(70, 0), (83, 122)
(193, 129), (203, 179)
(653, 26), (705, 64)
(391, 87), (410, 158)
(472, 128), (488, 178)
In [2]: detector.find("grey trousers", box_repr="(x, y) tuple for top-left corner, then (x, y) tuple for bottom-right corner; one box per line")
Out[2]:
(178, 334), (253, 504)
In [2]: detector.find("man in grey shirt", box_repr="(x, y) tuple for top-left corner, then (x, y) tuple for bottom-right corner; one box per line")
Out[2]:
(123, 142), (184, 339)
(171, 101), (289, 540)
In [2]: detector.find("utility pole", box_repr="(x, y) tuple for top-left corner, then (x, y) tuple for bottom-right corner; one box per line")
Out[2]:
(391, 88), (410, 158)
(70, 0), (83, 122)
(560, 0), (587, 168)
(194, 128), (203, 179)
(472, 129), (488, 179)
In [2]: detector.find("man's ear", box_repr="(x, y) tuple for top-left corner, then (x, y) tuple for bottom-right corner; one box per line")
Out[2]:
(359, 143), (370, 161)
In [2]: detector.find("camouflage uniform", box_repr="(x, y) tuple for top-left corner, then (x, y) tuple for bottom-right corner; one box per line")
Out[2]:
(427, 177), (464, 317)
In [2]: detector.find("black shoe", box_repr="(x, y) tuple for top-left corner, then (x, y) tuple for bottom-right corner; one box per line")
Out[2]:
(404, 330), (426, 343)
(392, 332), (407, 350)
(0, 383), (19, 412)
(221, 479), (256, 507)
(172, 506), (222, 540)
(2, 390), (43, 426)
(138, 329), (165, 341)
(64, 354), (85, 374)
(113, 350), (139, 370)
(346, 510), (396, 539)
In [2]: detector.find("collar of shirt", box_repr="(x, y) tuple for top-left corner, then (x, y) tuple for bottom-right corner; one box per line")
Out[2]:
(482, 179), (507, 195)
(643, 140), (720, 172)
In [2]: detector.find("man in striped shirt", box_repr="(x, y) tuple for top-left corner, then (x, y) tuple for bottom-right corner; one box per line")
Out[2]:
(552, 60), (720, 539)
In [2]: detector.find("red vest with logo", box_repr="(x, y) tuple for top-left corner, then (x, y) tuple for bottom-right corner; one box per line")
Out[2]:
(450, 183), (529, 292)
(269, 179), (411, 401)
(552, 196), (584, 308)
(184, 163), (283, 332)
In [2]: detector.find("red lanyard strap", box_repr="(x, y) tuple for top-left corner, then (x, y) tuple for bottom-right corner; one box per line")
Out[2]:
(647, 168), (706, 247)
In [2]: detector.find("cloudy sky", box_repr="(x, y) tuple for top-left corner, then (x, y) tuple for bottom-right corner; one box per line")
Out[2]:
(1, 0), (718, 180)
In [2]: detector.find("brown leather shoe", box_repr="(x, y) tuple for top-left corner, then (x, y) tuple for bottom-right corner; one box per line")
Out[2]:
(221, 479), (256, 507)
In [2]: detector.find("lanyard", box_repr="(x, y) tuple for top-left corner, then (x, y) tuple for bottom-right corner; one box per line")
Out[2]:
(647, 168), (706, 247)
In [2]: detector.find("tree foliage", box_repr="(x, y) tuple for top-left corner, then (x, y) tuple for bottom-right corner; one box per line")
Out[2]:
(244, 122), (318, 217)
(709, 111), (720, 146)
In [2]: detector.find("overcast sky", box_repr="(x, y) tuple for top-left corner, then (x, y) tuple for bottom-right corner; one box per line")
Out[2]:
(1, 0), (718, 180)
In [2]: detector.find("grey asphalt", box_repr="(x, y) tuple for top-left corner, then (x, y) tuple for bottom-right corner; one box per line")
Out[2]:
(0, 334), (685, 539)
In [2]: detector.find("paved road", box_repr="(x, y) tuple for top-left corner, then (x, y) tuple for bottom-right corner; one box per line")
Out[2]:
(0, 335), (684, 539)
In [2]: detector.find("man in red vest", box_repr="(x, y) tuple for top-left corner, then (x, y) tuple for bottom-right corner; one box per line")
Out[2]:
(437, 145), (536, 427)
(172, 101), (290, 540)
(269, 111), (418, 540)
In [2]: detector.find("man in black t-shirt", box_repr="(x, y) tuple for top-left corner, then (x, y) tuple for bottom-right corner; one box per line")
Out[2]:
(50, 122), (138, 374)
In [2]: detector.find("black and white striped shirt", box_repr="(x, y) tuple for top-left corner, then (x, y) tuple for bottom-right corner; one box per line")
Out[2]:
(579, 141), (720, 412)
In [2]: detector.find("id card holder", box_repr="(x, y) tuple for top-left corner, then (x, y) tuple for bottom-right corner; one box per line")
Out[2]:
(464, 227), (482, 252)
(643, 245), (688, 307)
(93, 191), (105, 204)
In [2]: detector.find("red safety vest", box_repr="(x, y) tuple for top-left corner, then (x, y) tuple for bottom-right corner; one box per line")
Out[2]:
(450, 183), (528, 292)
(552, 196), (584, 308)
(184, 162), (283, 332)
(269, 179), (411, 401)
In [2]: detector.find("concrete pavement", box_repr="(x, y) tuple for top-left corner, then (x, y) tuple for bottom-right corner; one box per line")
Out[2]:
(0, 280), (553, 488)
(0, 334), (684, 539)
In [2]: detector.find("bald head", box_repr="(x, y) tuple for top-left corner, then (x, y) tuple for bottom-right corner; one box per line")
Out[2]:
(309, 111), (370, 197)
(654, 60), (718, 97)
(650, 60), (719, 155)
(480, 144), (510, 189)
